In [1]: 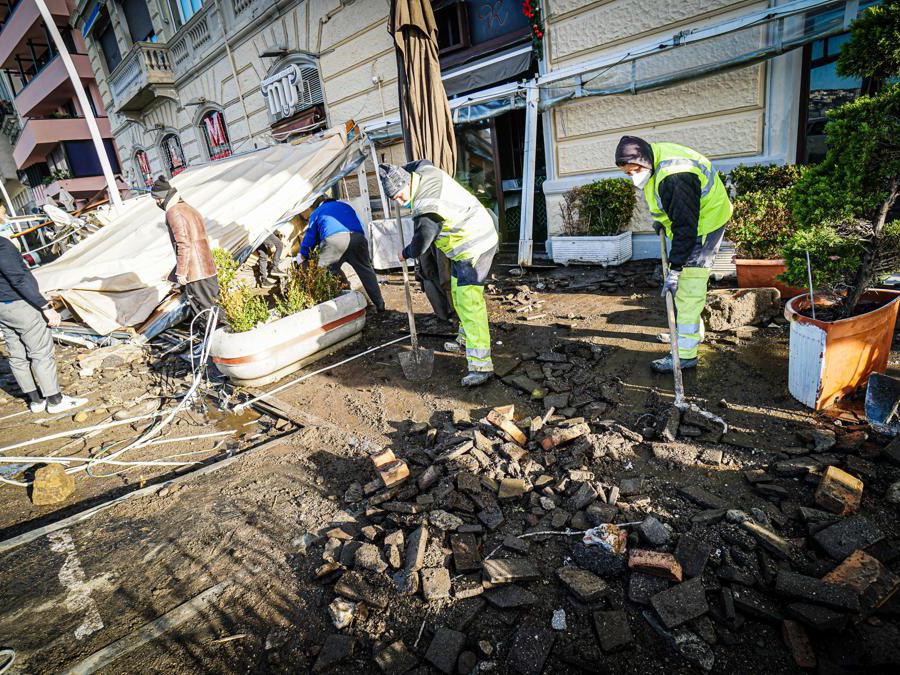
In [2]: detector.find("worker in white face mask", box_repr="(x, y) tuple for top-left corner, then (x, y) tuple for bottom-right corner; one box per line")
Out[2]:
(614, 136), (732, 373)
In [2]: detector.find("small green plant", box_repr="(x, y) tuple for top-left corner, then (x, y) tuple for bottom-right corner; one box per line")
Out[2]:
(729, 164), (807, 198)
(560, 178), (635, 236)
(212, 247), (271, 332)
(274, 254), (343, 318)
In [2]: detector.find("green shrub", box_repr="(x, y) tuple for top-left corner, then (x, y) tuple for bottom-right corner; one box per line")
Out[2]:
(791, 84), (900, 227)
(729, 164), (806, 199)
(730, 188), (795, 259)
(836, 0), (900, 83)
(274, 254), (343, 318)
(212, 247), (271, 332)
(779, 224), (865, 291)
(560, 178), (635, 236)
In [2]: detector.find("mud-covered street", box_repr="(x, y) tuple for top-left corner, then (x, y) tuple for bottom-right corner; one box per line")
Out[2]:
(1, 263), (899, 674)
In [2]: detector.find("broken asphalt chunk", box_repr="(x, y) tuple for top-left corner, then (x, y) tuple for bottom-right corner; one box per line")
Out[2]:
(451, 534), (482, 573)
(425, 627), (467, 674)
(775, 570), (859, 612)
(312, 634), (355, 673)
(731, 586), (783, 623)
(678, 485), (728, 510)
(674, 535), (711, 578)
(484, 584), (537, 609)
(593, 610), (633, 652)
(651, 577), (709, 628)
(556, 566), (608, 603)
(812, 515), (883, 560)
(508, 622), (556, 675)
(483, 557), (540, 584)
(375, 640), (419, 674)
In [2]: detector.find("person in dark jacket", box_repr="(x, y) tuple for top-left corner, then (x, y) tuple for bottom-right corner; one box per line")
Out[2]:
(299, 197), (385, 312)
(151, 176), (220, 321)
(0, 233), (87, 414)
(614, 136), (732, 372)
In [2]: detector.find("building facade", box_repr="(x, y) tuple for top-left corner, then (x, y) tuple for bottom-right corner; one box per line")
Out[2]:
(70, 0), (872, 258)
(0, 0), (120, 213)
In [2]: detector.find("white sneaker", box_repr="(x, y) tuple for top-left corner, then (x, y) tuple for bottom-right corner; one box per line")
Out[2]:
(47, 395), (89, 415)
(444, 341), (463, 353)
(29, 399), (46, 413)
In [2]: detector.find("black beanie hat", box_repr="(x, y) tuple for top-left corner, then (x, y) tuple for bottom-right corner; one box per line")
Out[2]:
(614, 136), (653, 170)
(378, 163), (411, 199)
(150, 176), (175, 200)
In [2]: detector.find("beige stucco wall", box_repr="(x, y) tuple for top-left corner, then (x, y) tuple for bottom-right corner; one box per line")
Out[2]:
(78, 0), (399, 197)
(543, 0), (770, 237)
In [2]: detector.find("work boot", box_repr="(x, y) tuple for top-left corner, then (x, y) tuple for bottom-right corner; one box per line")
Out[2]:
(47, 395), (89, 415)
(444, 341), (463, 353)
(461, 371), (492, 387)
(656, 323), (705, 344)
(651, 355), (698, 373)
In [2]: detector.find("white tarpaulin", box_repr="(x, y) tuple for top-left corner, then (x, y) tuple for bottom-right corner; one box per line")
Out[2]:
(34, 126), (366, 335)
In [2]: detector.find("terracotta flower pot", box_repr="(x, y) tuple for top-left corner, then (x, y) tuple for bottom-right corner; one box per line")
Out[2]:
(784, 289), (900, 410)
(734, 258), (805, 299)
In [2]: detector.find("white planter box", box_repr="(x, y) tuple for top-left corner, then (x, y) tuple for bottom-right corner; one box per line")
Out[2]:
(210, 290), (367, 386)
(548, 232), (632, 266)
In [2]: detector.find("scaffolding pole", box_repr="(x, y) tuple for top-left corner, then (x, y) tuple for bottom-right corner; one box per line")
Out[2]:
(35, 0), (123, 209)
(517, 84), (539, 267)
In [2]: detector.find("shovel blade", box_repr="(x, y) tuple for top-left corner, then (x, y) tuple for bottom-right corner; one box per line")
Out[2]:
(399, 347), (434, 382)
(866, 373), (900, 437)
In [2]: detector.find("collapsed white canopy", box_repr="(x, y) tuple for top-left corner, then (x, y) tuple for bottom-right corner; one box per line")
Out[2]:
(34, 127), (365, 335)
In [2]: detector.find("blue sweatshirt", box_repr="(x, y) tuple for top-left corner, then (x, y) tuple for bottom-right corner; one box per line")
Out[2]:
(299, 200), (365, 259)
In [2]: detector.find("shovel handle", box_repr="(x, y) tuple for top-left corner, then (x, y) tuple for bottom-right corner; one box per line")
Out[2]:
(659, 233), (685, 406)
(395, 202), (419, 352)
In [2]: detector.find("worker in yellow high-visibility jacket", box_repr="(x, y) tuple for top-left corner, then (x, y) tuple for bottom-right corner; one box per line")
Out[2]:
(615, 136), (732, 372)
(379, 161), (498, 387)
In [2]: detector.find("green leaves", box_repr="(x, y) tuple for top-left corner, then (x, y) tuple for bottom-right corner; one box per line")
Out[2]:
(836, 0), (900, 82)
(779, 224), (864, 291)
(560, 178), (636, 236)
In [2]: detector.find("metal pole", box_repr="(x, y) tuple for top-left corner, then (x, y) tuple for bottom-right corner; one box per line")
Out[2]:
(0, 179), (17, 216)
(517, 83), (539, 267)
(34, 0), (123, 209)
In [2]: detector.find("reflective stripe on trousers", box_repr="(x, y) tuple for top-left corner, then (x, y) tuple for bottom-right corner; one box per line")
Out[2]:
(673, 226), (724, 359)
(452, 278), (493, 372)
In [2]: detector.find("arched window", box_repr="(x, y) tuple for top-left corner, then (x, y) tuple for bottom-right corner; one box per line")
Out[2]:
(160, 133), (187, 176)
(134, 149), (152, 186)
(199, 110), (232, 160)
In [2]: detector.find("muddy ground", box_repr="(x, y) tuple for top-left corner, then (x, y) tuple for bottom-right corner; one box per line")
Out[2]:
(0, 261), (898, 674)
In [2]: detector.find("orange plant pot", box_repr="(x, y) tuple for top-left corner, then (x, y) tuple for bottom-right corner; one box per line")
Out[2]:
(735, 258), (805, 299)
(785, 289), (900, 410)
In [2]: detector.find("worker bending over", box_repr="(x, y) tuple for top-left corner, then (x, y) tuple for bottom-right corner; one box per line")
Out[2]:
(615, 136), (732, 373)
(299, 197), (385, 313)
(378, 161), (498, 387)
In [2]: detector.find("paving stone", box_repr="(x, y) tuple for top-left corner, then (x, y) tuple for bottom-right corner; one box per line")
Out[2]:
(502, 535), (529, 553)
(660, 405), (681, 442)
(691, 509), (727, 525)
(508, 622), (555, 675)
(425, 627), (467, 674)
(375, 640), (419, 673)
(418, 464), (442, 490)
(31, 463), (75, 505)
(674, 535), (711, 578)
(498, 478), (527, 500)
(637, 515), (670, 547)
(731, 586), (783, 623)
(678, 485), (728, 509)
(812, 515), (883, 560)
(619, 477), (645, 496)
(354, 543), (388, 573)
(541, 423), (590, 450)
(628, 572), (670, 605)
(628, 549), (683, 582)
(453, 575), (484, 600)
(592, 610), (632, 652)
(484, 584), (537, 609)
(430, 510), (464, 531)
(815, 466), (863, 515)
(556, 566), (608, 602)
(651, 578), (709, 628)
(451, 534), (482, 574)
(421, 567), (452, 601)
(483, 557), (540, 584)
(404, 526), (429, 572)
(477, 507), (504, 531)
(823, 549), (900, 614)
(775, 571), (859, 611)
(312, 634), (355, 672)
(781, 620), (816, 669)
(334, 571), (389, 609)
(567, 482), (599, 510)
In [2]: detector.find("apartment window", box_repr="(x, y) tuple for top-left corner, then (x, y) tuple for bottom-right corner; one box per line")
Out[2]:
(160, 133), (187, 176)
(434, 1), (469, 54)
(97, 14), (122, 73)
(64, 140), (122, 178)
(199, 110), (232, 160)
(134, 149), (152, 186)
(121, 0), (156, 43)
(170, 0), (204, 27)
(434, 0), (530, 55)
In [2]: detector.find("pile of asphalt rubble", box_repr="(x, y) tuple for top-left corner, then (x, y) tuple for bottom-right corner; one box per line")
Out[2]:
(298, 341), (900, 674)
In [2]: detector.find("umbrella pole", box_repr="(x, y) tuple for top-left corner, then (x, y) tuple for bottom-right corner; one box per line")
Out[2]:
(391, 0), (413, 163)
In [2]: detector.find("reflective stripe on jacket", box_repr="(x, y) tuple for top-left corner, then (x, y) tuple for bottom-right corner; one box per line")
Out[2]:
(410, 165), (498, 262)
(643, 142), (732, 238)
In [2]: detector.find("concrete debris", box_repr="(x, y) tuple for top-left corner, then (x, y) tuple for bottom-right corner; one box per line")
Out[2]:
(702, 288), (781, 332)
(814, 465), (863, 515)
(31, 463), (75, 505)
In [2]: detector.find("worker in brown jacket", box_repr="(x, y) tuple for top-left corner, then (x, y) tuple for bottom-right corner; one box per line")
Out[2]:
(151, 176), (220, 320)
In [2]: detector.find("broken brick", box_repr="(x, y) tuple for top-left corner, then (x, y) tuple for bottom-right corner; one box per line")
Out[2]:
(782, 620), (816, 669)
(540, 422), (590, 450)
(486, 409), (527, 445)
(822, 549), (900, 613)
(814, 466), (863, 516)
(627, 549), (683, 582)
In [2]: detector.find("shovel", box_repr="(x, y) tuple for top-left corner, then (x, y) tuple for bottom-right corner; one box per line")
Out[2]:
(865, 372), (900, 437)
(394, 202), (434, 381)
(659, 233), (728, 431)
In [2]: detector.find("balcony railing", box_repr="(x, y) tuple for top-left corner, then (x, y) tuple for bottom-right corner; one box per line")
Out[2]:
(168, 3), (225, 80)
(108, 42), (176, 112)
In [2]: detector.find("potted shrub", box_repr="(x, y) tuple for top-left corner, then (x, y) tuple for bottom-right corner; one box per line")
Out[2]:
(779, 3), (900, 410)
(728, 164), (807, 298)
(549, 178), (635, 266)
(208, 249), (367, 386)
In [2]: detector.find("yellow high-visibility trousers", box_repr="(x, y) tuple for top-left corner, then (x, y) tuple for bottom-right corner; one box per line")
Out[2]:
(450, 246), (496, 373)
